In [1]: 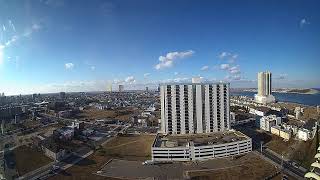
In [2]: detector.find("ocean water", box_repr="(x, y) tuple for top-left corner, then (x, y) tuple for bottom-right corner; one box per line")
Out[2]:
(231, 91), (320, 106)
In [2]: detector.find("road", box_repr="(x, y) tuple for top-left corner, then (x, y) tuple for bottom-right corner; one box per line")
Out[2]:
(251, 136), (306, 179)
(261, 149), (306, 178)
(233, 122), (306, 179)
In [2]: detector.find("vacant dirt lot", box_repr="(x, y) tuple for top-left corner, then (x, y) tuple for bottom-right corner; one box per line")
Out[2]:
(76, 108), (137, 122)
(188, 153), (279, 180)
(14, 145), (52, 175)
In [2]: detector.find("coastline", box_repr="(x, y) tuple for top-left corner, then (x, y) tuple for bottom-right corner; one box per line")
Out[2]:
(231, 91), (320, 106)
(239, 88), (319, 95)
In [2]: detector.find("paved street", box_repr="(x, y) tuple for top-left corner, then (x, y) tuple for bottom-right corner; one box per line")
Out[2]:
(261, 149), (306, 178)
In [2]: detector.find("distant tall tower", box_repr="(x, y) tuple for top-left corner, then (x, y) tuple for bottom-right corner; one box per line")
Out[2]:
(59, 92), (66, 100)
(119, 85), (124, 92)
(107, 84), (112, 92)
(255, 71), (275, 104)
(146, 87), (149, 91)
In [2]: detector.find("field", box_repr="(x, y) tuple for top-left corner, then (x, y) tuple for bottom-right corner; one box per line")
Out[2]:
(188, 153), (279, 180)
(76, 108), (137, 122)
(265, 134), (296, 157)
(13, 145), (52, 175)
(265, 130), (320, 169)
(290, 136), (318, 168)
(100, 134), (155, 160)
(49, 134), (156, 180)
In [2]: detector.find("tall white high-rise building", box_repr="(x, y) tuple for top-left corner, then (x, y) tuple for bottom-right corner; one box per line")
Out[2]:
(255, 71), (275, 104)
(160, 82), (230, 135)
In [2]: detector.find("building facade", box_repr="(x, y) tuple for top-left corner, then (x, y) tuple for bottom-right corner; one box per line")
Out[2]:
(271, 126), (291, 141)
(255, 71), (275, 104)
(260, 115), (281, 132)
(151, 132), (252, 161)
(160, 82), (230, 135)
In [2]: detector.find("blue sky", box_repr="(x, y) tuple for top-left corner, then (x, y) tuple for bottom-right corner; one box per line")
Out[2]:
(0, 0), (319, 95)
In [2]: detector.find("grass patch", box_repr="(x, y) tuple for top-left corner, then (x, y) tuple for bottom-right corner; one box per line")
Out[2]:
(13, 145), (52, 175)
(102, 134), (155, 160)
(290, 137), (317, 168)
(189, 153), (278, 180)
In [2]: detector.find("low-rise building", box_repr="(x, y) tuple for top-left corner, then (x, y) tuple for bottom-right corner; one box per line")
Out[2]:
(297, 128), (311, 141)
(282, 123), (298, 135)
(58, 110), (73, 118)
(250, 107), (271, 116)
(53, 127), (74, 141)
(82, 129), (94, 136)
(271, 126), (291, 141)
(260, 115), (281, 132)
(151, 131), (252, 162)
(41, 138), (67, 161)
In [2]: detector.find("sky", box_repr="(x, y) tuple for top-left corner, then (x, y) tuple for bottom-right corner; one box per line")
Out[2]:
(0, 0), (319, 95)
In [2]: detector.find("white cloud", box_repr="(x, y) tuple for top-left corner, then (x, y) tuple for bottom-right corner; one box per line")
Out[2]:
(65, 63), (74, 70)
(275, 74), (288, 80)
(220, 64), (230, 70)
(40, 0), (65, 7)
(144, 73), (150, 78)
(218, 51), (238, 63)
(0, 22), (43, 66)
(90, 66), (95, 70)
(5, 35), (18, 47)
(113, 79), (124, 84)
(161, 77), (190, 83)
(32, 23), (41, 31)
(23, 23), (42, 37)
(232, 75), (241, 80)
(224, 74), (242, 81)
(218, 52), (229, 59)
(229, 65), (241, 74)
(113, 76), (136, 85)
(125, 76), (135, 84)
(174, 72), (179, 75)
(100, 1), (115, 16)
(201, 65), (209, 71)
(300, 18), (310, 28)
(155, 50), (194, 70)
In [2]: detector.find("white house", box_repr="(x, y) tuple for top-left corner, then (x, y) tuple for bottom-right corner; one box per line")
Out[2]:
(260, 115), (281, 132)
(297, 128), (311, 141)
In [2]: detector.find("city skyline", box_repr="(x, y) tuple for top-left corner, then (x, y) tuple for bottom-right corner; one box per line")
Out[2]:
(0, 0), (320, 95)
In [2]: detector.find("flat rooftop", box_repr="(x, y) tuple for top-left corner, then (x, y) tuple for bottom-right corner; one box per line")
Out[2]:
(153, 130), (250, 148)
(159, 82), (229, 86)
